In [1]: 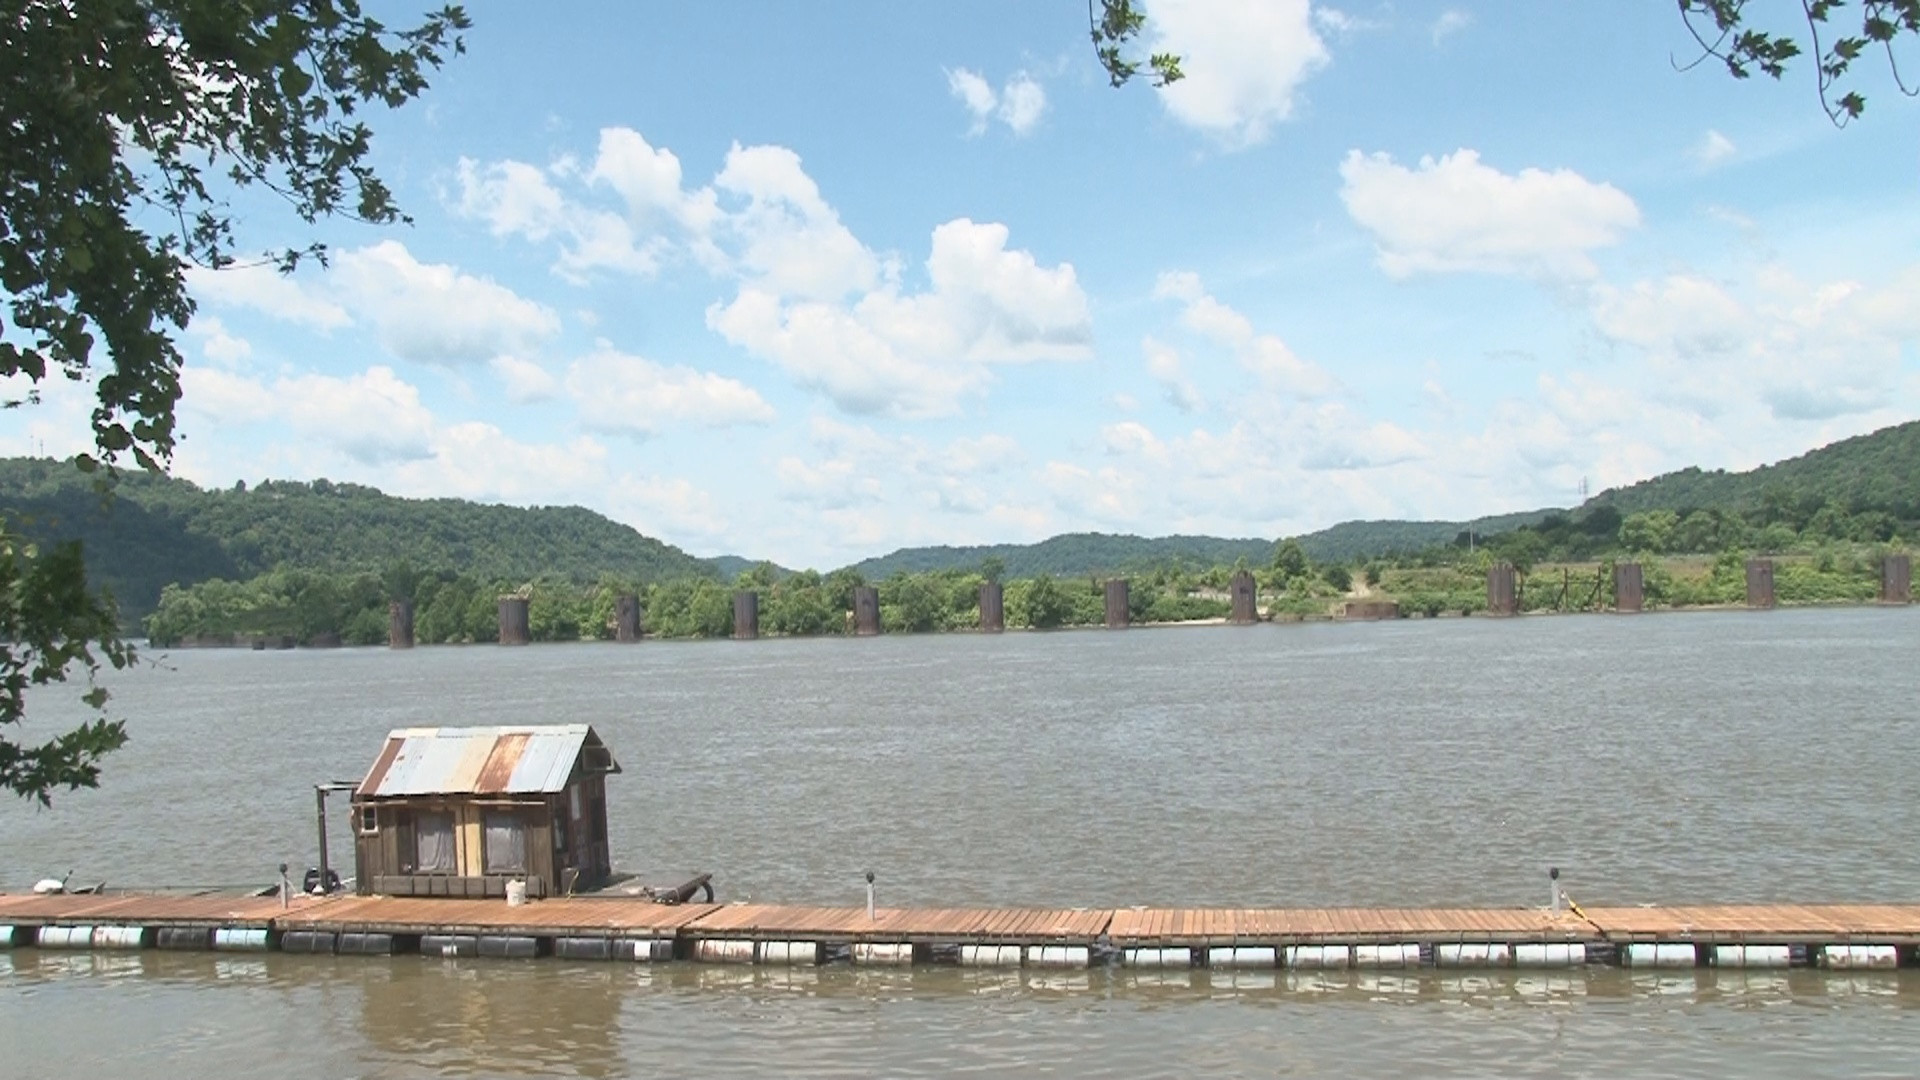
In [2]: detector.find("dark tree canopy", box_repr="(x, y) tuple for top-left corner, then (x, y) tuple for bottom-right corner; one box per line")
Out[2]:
(1679, 0), (1920, 123)
(0, 0), (467, 805)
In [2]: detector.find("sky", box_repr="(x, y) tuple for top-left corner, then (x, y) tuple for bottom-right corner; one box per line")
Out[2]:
(7, 2), (1920, 570)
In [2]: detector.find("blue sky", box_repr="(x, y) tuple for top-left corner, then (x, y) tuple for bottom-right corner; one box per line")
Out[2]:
(8, 2), (1920, 569)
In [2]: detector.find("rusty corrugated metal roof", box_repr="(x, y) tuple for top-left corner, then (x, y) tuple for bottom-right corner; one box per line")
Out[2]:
(355, 724), (611, 797)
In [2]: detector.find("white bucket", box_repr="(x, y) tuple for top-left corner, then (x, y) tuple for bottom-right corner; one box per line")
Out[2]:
(505, 879), (527, 907)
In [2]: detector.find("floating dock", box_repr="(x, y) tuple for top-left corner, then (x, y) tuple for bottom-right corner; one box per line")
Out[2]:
(3, 893), (1918, 971)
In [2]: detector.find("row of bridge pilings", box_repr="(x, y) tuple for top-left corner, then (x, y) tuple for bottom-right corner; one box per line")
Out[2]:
(382, 570), (1264, 647)
(382, 557), (1915, 646)
(1483, 553), (1913, 616)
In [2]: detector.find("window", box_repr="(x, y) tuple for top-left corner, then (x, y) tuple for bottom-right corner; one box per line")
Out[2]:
(415, 811), (456, 874)
(358, 806), (379, 834)
(483, 811), (527, 875)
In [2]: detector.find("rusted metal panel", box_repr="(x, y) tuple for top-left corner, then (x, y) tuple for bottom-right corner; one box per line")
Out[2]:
(510, 730), (583, 794)
(357, 737), (406, 797)
(475, 732), (532, 794)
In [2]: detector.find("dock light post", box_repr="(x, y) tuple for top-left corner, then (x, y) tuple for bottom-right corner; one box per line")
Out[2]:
(1549, 867), (1562, 914)
(865, 870), (876, 922)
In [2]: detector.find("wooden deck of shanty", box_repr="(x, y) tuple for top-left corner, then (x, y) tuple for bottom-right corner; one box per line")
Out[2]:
(5, 894), (1920, 954)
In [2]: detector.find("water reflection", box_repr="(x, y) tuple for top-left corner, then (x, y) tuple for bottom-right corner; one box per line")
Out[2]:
(358, 959), (627, 1078)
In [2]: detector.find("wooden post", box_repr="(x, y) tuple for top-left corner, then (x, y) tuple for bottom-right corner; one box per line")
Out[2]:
(979, 582), (1004, 633)
(388, 599), (414, 648)
(1745, 559), (1775, 609)
(853, 585), (881, 636)
(732, 590), (759, 640)
(1613, 562), (1644, 613)
(1104, 579), (1130, 629)
(1487, 563), (1518, 616)
(1882, 554), (1911, 605)
(614, 593), (641, 642)
(1229, 569), (1257, 624)
(497, 596), (531, 645)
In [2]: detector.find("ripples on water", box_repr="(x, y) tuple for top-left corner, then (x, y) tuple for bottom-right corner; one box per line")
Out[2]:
(2, 608), (1917, 1075)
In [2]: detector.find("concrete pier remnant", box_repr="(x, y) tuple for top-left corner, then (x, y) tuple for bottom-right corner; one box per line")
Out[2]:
(733, 591), (759, 640)
(853, 585), (881, 636)
(979, 583), (1005, 633)
(1745, 559), (1775, 609)
(1487, 563), (1518, 616)
(1883, 554), (1911, 605)
(1229, 570), (1257, 625)
(497, 597), (531, 645)
(1613, 562), (1644, 613)
(388, 600), (414, 649)
(1104, 579), (1130, 629)
(614, 594), (642, 642)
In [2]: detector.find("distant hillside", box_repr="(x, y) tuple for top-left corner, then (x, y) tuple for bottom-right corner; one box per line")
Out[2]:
(0, 459), (717, 622)
(1291, 508), (1560, 563)
(706, 554), (793, 580)
(1588, 420), (1920, 518)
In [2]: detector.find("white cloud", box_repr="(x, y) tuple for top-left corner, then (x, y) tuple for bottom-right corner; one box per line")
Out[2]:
(1153, 271), (1335, 397)
(456, 156), (663, 281)
(1146, 0), (1330, 147)
(946, 69), (1048, 136)
(490, 355), (559, 404)
(1339, 149), (1640, 279)
(180, 365), (276, 424)
(184, 263), (350, 330)
(711, 217), (1091, 417)
(1143, 336), (1204, 412)
(332, 241), (562, 364)
(188, 316), (253, 367)
(1692, 129), (1738, 169)
(278, 366), (437, 464)
(1431, 9), (1472, 44)
(716, 143), (879, 300)
(565, 345), (775, 437)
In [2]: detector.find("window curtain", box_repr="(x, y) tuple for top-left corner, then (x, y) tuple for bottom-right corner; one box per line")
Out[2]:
(484, 812), (527, 874)
(415, 812), (456, 873)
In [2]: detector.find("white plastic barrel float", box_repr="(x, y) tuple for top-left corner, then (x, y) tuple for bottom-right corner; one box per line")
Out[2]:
(1821, 944), (1898, 970)
(213, 928), (270, 952)
(1435, 943), (1512, 967)
(1026, 945), (1089, 969)
(851, 942), (913, 966)
(1625, 943), (1697, 968)
(1353, 943), (1421, 968)
(958, 944), (1022, 967)
(1122, 947), (1192, 969)
(758, 940), (819, 965)
(1713, 944), (1792, 968)
(36, 926), (95, 949)
(693, 939), (756, 964)
(1286, 945), (1350, 969)
(1514, 942), (1586, 967)
(1207, 946), (1276, 969)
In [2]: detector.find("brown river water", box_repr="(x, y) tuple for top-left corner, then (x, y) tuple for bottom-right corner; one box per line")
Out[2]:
(3, 608), (1917, 1077)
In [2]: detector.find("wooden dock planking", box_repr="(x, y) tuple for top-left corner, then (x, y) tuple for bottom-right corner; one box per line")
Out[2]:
(1582, 904), (1920, 943)
(682, 904), (1111, 943)
(276, 896), (719, 936)
(0, 892), (320, 927)
(1105, 907), (1593, 945)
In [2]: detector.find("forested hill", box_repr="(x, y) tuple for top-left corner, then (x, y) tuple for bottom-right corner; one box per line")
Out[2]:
(0, 459), (717, 621)
(1588, 420), (1920, 518)
(852, 533), (1277, 579)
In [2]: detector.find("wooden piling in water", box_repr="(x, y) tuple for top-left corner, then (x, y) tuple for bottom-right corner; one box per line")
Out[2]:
(1882, 554), (1911, 605)
(1746, 559), (1776, 609)
(1487, 563), (1518, 616)
(1229, 570), (1257, 624)
(733, 591), (759, 640)
(979, 583), (1004, 633)
(497, 597), (530, 645)
(853, 585), (881, 636)
(388, 600), (414, 649)
(614, 594), (641, 642)
(1613, 563), (1644, 613)
(1104, 579), (1130, 629)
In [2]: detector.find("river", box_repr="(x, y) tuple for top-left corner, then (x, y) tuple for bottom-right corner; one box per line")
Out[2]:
(3, 608), (1917, 1077)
